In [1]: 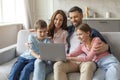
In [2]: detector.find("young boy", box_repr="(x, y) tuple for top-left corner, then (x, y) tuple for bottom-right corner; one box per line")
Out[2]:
(8, 19), (51, 80)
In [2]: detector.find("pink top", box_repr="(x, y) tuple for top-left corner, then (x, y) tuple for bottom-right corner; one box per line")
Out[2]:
(53, 29), (68, 44)
(67, 37), (109, 62)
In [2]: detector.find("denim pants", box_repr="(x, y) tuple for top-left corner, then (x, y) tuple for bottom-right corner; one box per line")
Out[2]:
(33, 59), (53, 80)
(8, 57), (35, 80)
(92, 68), (105, 80)
(96, 54), (120, 80)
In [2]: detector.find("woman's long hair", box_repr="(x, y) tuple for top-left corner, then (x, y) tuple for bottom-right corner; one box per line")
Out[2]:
(48, 10), (68, 38)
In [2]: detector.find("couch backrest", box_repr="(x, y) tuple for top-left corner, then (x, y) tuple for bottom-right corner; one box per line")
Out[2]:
(16, 30), (120, 61)
(101, 32), (120, 61)
(16, 30), (35, 56)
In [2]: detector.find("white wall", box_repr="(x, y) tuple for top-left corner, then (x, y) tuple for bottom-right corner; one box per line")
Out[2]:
(53, 0), (120, 18)
(29, 0), (53, 27)
(29, 0), (120, 26)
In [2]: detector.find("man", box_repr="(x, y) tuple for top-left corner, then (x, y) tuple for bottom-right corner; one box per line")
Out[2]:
(54, 6), (108, 80)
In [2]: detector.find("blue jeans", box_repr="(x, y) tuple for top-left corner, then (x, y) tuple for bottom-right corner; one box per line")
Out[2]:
(8, 57), (35, 80)
(96, 54), (120, 80)
(33, 59), (53, 80)
(93, 68), (105, 80)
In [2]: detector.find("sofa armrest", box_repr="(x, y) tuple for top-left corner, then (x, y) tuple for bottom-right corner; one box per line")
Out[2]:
(0, 44), (16, 65)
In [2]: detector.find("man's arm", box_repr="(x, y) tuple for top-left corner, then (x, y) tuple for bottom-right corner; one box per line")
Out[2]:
(93, 41), (108, 54)
(91, 28), (109, 54)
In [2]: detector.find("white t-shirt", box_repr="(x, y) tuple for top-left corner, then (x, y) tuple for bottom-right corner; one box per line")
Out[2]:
(69, 32), (81, 53)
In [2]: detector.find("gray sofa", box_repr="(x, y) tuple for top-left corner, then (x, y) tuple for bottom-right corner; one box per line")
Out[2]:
(0, 30), (120, 80)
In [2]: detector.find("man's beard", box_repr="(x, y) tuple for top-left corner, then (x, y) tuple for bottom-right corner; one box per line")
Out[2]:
(73, 22), (81, 28)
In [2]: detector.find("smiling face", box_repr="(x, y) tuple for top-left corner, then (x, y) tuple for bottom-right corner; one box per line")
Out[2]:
(69, 11), (83, 27)
(54, 14), (64, 29)
(76, 29), (90, 43)
(36, 28), (48, 40)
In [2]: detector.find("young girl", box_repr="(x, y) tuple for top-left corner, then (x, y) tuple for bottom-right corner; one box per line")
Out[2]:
(67, 23), (120, 80)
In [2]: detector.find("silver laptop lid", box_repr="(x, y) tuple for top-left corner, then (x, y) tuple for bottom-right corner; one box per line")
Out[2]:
(39, 43), (66, 61)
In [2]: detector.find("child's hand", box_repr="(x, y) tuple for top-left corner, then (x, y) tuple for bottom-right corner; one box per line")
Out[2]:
(29, 29), (35, 32)
(37, 55), (41, 59)
(66, 54), (72, 61)
(47, 37), (53, 43)
(66, 57), (78, 61)
(25, 42), (30, 49)
(66, 56), (71, 60)
(66, 54), (70, 57)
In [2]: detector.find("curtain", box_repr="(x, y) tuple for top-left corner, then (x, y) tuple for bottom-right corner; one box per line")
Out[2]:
(23, 0), (33, 29)
(16, 0), (33, 29)
(0, 0), (33, 29)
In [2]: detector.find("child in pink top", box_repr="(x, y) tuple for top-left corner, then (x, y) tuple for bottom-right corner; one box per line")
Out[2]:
(67, 23), (120, 80)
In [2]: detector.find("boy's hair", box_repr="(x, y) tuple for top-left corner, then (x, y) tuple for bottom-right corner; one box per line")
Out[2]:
(34, 19), (47, 30)
(68, 6), (83, 14)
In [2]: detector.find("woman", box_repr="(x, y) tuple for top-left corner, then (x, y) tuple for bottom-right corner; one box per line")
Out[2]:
(33, 10), (68, 80)
(47, 10), (68, 44)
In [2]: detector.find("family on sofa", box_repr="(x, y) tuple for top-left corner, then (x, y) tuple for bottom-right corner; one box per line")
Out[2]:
(8, 6), (120, 80)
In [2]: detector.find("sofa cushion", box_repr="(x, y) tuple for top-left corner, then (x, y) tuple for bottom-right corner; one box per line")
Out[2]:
(0, 45), (16, 65)
(0, 58), (17, 80)
(0, 58), (34, 80)
(46, 73), (80, 80)
(16, 30), (35, 56)
(101, 32), (120, 61)
(16, 30), (30, 56)
(1, 31), (120, 80)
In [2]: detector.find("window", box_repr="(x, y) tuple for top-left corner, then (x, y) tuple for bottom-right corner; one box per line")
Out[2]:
(0, 0), (16, 23)
(0, 0), (28, 29)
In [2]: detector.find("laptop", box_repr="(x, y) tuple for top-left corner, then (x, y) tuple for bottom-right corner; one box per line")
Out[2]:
(38, 43), (66, 61)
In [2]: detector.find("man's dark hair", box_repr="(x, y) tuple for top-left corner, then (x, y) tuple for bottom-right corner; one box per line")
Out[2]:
(68, 6), (83, 14)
